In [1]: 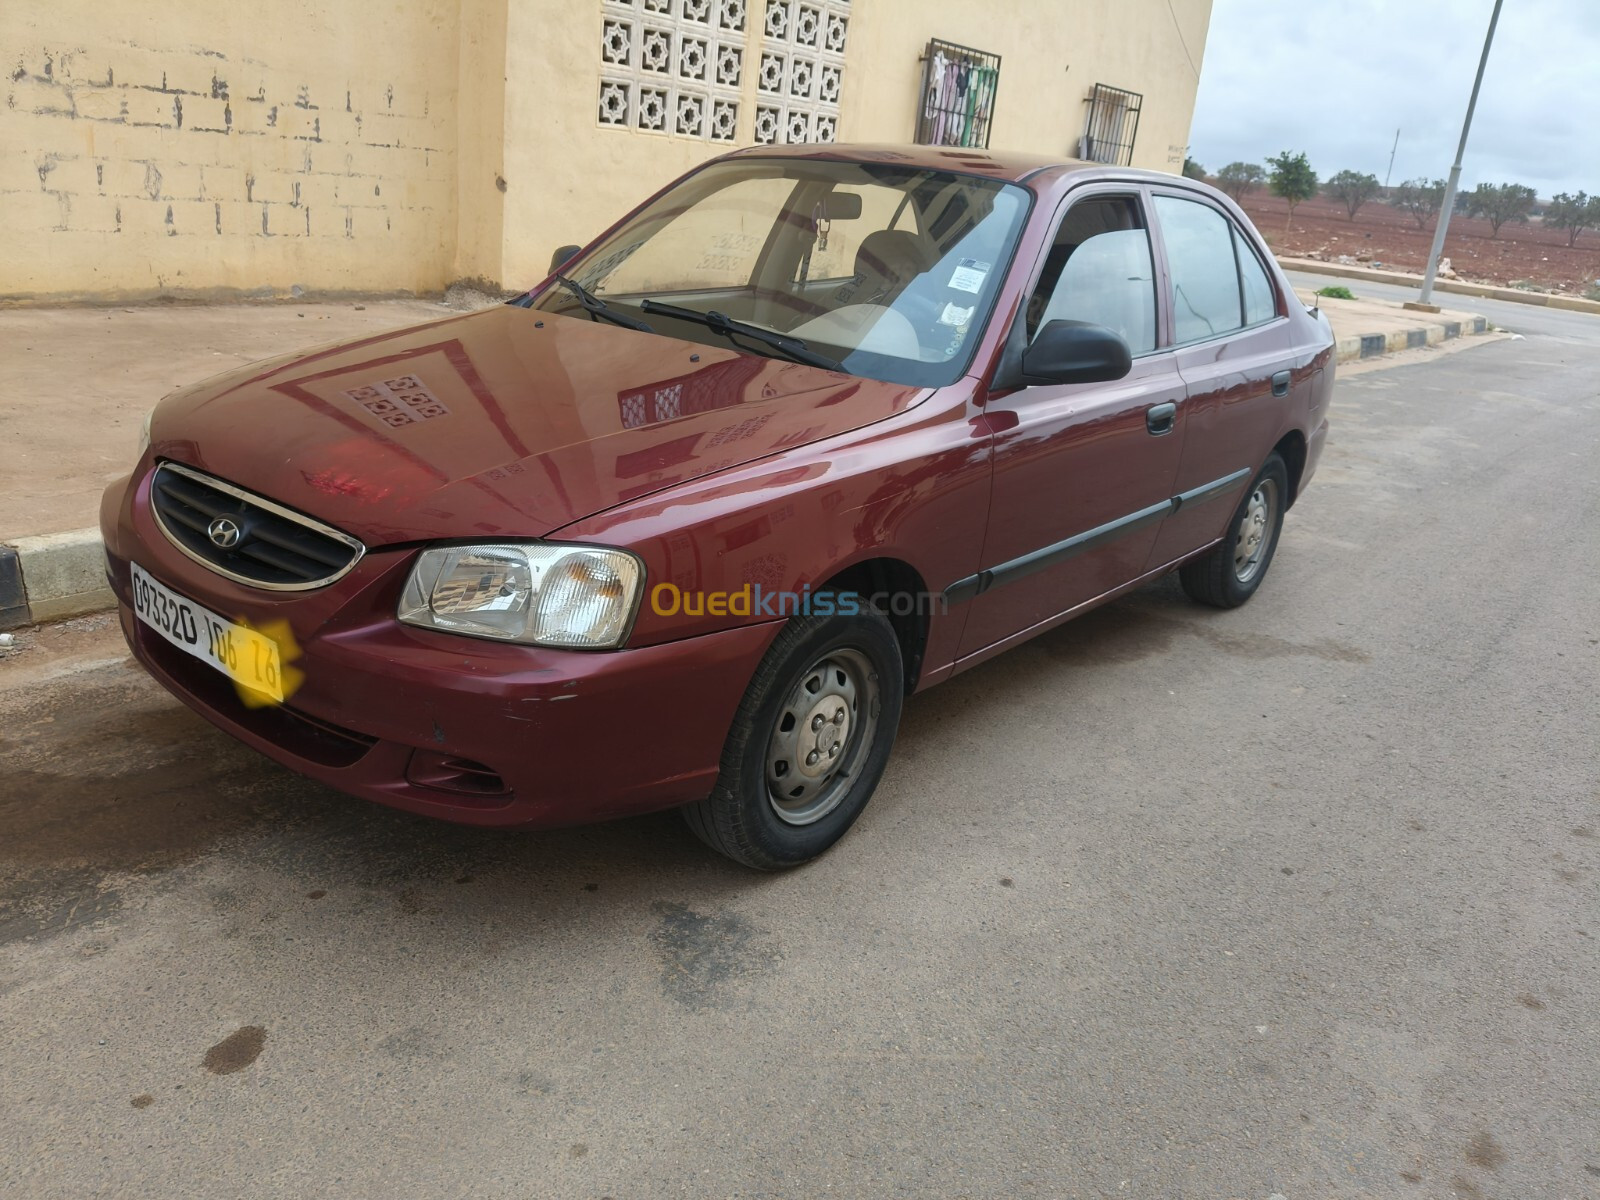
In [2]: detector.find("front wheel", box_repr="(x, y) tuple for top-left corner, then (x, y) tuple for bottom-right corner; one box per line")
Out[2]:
(682, 594), (904, 869)
(1179, 453), (1289, 608)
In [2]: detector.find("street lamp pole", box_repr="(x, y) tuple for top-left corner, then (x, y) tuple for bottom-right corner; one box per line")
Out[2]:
(1419, 0), (1504, 306)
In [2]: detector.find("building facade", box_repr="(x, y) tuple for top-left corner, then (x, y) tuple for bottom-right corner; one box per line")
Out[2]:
(1, 0), (1212, 303)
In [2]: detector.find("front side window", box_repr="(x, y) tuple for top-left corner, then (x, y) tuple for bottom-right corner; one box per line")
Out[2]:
(1024, 195), (1157, 354)
(532, 158), (1031, 387)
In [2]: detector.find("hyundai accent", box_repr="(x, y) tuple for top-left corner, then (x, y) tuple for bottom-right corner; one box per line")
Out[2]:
(102, 143), (1335, 868)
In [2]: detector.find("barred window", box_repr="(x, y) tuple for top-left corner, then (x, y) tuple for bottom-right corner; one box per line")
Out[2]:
(1081, 83), (1142, 166)
(913, 39), (1000, 150)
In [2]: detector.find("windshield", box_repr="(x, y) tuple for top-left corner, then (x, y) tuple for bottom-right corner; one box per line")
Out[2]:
(530, 158), (1031, 387)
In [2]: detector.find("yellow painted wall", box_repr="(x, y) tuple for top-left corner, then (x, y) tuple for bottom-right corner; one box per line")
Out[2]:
(2, 0), (1212, 303)
(494, 2), (736, 290)
(840, 0), (1211, 169)
(1, 0), (459, 302)
(494, 0), (1210, 291)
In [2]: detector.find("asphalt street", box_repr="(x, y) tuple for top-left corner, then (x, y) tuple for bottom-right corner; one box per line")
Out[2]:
(1, 288), (1596, 1198)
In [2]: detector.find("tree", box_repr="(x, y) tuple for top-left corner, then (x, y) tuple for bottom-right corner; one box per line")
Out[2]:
(1325, 169), (1381, 220)
(1266, 151), (1318, 229)
(1216, 161), (1266, 202)
(1390, 178), (1447, 230)
(1544, 191), (1600, 247)
(1182, 156), (1207, 181)
(1466, 182), (1536, 238)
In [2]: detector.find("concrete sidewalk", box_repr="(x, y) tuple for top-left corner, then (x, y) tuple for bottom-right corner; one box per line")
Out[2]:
(1281, 256), (1600, 314)
(1299, 289), (1489, 363)
(0, 289), (1491, 627)
(1, 300), (453, 628)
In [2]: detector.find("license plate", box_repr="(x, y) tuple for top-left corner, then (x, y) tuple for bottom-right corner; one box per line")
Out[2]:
(131, 562), (285, 703)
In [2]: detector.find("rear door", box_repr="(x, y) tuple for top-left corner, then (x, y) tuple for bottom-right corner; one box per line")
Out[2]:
(1145, 190), (1294, 566)
(956, 188), (1187, 659)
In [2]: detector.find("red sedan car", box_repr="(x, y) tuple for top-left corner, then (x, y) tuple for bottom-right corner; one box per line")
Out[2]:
(103, 143), (1334, 868)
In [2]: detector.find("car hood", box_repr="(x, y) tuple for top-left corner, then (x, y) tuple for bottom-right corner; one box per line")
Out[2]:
(151, 305), (927, 545)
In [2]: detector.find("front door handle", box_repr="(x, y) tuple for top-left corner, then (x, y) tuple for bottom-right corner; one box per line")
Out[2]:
(1146, 402), (1177, 436)
(1271, 369), (1291, 397)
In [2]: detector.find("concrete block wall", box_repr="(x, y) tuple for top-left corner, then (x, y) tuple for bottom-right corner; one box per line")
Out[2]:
(1, 1), (460, 302)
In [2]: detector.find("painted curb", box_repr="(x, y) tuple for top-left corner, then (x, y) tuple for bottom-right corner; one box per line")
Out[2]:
(1332, 313), (1487, 364)
(1281, 257), (1600, 316)
(1, 528), (114, 628)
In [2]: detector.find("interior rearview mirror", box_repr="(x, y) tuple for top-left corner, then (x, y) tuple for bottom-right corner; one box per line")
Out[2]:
(549, 244), (582, 275)
(1020, 320), (1133, 386)
(818, 192), (863, 220)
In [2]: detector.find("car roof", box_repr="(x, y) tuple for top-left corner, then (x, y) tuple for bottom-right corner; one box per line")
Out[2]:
(720, 142), (1182, 190)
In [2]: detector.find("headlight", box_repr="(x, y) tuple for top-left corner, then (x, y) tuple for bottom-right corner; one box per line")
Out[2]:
(138, 408), (154, 455)
(397, 543), (643, 649)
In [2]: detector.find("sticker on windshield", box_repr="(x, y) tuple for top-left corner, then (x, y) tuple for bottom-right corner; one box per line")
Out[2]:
(938, 302), (976, 327)
(948, 259), (991, 293)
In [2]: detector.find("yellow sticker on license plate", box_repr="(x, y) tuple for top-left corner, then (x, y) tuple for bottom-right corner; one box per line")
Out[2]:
(131, 562), (286, 703)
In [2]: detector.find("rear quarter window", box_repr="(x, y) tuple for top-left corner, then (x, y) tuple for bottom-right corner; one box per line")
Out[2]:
(1236, 228), (1278, 326)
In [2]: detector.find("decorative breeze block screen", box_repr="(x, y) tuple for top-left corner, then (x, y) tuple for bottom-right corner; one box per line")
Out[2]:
(599, 0), (749, 141)
(754, 0), (849, 145)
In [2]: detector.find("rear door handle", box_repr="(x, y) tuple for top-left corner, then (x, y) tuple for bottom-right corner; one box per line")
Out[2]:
(1145, 402), (1177, 436)
(1272, 369), (1291, 397)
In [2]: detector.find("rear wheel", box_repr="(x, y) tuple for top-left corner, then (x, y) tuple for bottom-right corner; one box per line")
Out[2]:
(1179, 453), (1288, 608)
(682, 594), (904, 869)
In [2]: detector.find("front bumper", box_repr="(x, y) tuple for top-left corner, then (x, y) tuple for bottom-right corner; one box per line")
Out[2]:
(102, 468), (779, 829)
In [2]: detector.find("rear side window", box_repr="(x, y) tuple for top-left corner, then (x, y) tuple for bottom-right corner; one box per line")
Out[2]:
(1154, 195), (1241, 343)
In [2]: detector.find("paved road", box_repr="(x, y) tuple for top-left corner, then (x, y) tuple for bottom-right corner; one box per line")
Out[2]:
(2, 310), (1597, 1198)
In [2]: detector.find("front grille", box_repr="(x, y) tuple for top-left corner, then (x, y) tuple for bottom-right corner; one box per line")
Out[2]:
(150, 462), (364, 590)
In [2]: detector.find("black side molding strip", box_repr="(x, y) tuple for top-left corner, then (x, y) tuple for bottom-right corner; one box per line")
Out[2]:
(985, 499), (1174, 591)
(942, 467), (1252, 606)
(944, 499), (1172, 603)
(944, 573), (985, 606)
(1172, 467), (1251, 512)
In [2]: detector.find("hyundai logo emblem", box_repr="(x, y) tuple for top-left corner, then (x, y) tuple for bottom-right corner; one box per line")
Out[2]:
(207, 516), (243, 549)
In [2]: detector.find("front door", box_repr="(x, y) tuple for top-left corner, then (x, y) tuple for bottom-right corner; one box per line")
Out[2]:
(957, 190), (1185, 659)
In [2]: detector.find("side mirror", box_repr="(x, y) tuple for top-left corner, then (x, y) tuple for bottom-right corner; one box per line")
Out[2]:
(549, 244), (582, 275)
(1020, 320), (1132, 386)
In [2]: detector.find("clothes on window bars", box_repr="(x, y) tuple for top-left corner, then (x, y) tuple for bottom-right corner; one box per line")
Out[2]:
(925, 49), (947, 126)
(925, 54), (996, 147)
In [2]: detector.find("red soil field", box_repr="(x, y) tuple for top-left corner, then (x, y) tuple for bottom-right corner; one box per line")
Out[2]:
(1230, 192), (1600, 296)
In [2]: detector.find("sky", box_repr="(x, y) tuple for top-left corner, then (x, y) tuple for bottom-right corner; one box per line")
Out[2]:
(1187, 0), (1600, 200)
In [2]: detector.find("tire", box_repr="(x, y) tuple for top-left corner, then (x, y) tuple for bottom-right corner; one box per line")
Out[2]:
(1179, 452), (1289, 609)
(682, 592), (904, 869)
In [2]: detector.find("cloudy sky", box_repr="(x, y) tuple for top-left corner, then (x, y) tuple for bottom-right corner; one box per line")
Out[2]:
(1188, 0), (1600, 200)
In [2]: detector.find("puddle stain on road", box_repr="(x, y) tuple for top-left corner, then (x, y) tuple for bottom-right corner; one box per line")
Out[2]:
(0, 671), (297, 943)
(202, 1025), (267, 1075)
(648, 900), (782, 1010)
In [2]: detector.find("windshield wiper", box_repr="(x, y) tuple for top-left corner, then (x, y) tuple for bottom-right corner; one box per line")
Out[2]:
(639, 300), (844, 372)
(554, 274), (653, 333)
